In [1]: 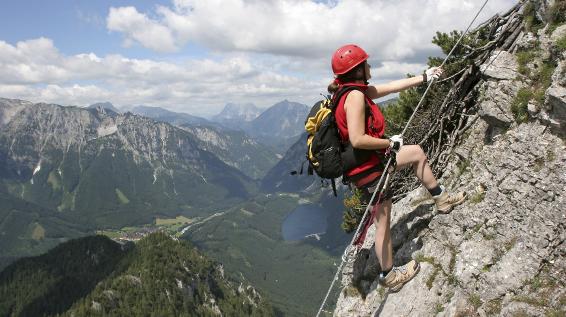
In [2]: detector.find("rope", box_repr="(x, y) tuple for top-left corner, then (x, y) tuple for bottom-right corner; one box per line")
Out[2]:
(315, 1), (490, 316)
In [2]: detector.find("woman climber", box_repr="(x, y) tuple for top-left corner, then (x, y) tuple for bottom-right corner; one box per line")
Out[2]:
(329, 44), (466, 292)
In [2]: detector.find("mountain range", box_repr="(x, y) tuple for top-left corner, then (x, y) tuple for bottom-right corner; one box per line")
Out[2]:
(128, 99), (310, 156)
(130, 105), (212, 127)
(0, 96), (348, 316)
(128, 105), (280, 180)
(0, 97), (258, 262)
(245, 100), (310, 153)
(207, 100), (310, 154)
(1, 99), (256, 215)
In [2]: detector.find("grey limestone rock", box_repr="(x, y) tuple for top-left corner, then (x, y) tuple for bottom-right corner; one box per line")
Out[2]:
(514, 32), (538, 51)
(544, 59), (566, 135)
(477, 79), (524, 128)
(0, 98), (33, 127)
(334, 119), (566, 316)
(480, 50), (519, 80)
(550, 24), (566, 46)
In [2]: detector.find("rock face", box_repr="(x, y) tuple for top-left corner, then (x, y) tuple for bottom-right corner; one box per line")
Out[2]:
(333, 6), (566, 317)
(0, 98), (33, 126)
(545, 56), (566, 135)
(335, 103), (565, 317)
(480, 50), (520, 80)
(478, 59), (525, 128)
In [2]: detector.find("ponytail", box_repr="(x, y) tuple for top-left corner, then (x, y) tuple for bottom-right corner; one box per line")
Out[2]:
(327, 61), (367, 94)
(327, 79), (340, 94)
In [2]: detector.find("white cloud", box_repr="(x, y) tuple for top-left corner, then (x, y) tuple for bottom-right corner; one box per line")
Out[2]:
(0, 0), (518, 116)
(0, 38), (68, 84)
(0, 38), (321, 115)
(107, 7), (178, 53)
(110, 0), (516, 60)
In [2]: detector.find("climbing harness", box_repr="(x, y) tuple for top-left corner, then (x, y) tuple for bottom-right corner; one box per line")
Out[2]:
(315, 1), (491, 315)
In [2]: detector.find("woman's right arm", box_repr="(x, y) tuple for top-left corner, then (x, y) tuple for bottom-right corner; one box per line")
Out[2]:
(345, 90), (390, 150)
(366, 75), (424, 99)
(365, 67), (443, 99)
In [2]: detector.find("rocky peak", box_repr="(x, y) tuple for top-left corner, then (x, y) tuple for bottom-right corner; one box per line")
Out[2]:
(213, 102), (261, 122)
(268, 99), (303, 110)
(88, 102), (120, 114)
(0, 98), (33, 127)
(249, 100), (309, 140)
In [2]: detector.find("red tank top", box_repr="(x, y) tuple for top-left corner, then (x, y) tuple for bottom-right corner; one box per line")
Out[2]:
(334, 84), (386, 178)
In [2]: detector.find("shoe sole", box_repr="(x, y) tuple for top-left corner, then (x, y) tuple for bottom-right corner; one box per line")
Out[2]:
(388, 261), (421, 293)
(437, 193), (467, 214)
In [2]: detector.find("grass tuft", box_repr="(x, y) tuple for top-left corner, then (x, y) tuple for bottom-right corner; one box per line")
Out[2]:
(427, 267), (441, 290)
(516, 50), (537, 75)
(343, 286), (361, 298)
(434, 302), (445, 313)
(513, 295), (548, 307)
(557, 34), (566, 52)
(511, 88), (533, 123)
(504, 236), (518, 252)
(547, 149), (556, 162)
(470, 191), (486, 204)
(485, 298), (502, 315)
(469, 292), (482, 309)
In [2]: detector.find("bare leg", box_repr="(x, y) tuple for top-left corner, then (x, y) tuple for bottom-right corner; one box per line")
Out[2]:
(373, 199), (393, 271)
(394, 145), (438, 190)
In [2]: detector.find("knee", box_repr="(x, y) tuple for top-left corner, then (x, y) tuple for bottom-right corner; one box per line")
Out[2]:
(406, 145), (426, 166)
(415, 145), (427, 162)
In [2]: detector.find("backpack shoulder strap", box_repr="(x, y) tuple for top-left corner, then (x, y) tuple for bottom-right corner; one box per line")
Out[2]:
(330, 85), (369, 112)
(331, 178), (338, 197)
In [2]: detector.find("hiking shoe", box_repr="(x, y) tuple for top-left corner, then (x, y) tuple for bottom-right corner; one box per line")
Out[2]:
(379, 260), (420, 292)
(434, 189), (466, 214)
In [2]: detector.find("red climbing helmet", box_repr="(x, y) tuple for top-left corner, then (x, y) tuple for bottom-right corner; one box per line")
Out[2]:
(331, 44), (369, 75)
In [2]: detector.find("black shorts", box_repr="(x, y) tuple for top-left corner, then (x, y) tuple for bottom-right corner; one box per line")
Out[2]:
(357, 174), (393, 206)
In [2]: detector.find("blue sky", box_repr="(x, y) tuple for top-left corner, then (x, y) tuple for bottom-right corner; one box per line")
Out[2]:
(0, 0), (517, 116)
(0, 0), (204, 59)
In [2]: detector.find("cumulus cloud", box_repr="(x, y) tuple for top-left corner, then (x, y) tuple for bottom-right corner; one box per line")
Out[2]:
(107, 7), (178, 52)
(0, 38), (321, 115)
(109, 0), (516, 60)
(0, 0), (518, 115)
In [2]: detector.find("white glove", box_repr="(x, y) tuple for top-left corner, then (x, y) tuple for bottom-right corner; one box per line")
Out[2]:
(425, 67), (443, 83)
(389, 135), (403, 152)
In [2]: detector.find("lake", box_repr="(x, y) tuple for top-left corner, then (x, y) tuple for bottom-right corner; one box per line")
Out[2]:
(281, 204), (327, 241)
